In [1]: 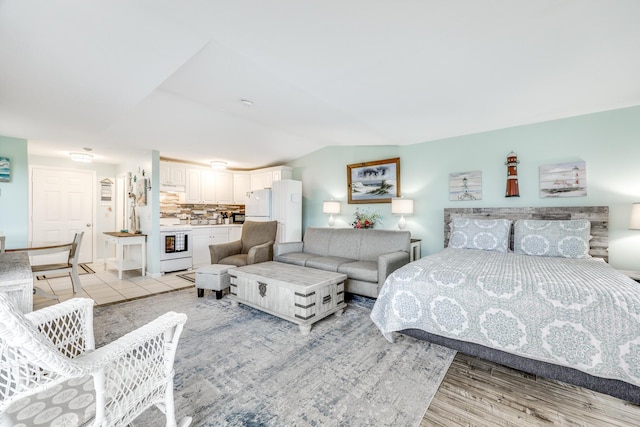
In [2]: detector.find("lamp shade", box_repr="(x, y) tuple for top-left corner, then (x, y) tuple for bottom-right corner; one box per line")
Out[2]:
(322, 201), (341, 214)
(631, 203), (640, 230)
(391, 198), (414, 215)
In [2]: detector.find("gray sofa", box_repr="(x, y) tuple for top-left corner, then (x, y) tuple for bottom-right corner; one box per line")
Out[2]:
(274, 227), (411, 298)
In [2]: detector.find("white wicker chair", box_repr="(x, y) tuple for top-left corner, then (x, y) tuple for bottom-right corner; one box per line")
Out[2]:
(0, 294), (192, 427)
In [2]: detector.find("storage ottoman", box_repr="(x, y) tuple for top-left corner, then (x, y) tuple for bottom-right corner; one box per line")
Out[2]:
(195, 264), (231, 299)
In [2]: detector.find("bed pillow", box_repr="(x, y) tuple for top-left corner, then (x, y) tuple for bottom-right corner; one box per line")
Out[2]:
(513, 219), (591, 258)
(448, 218), (512, 253)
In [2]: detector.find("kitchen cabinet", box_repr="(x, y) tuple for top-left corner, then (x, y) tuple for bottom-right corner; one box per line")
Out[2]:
(192, 226), (231, 268)
(215, 171), (233, 204)
(160, 162), (186, 190)
(233, 173), (250, 204)
(228, 225), (242, 242)
(249, 166), (293, 191)
(186, 169), (216, 204)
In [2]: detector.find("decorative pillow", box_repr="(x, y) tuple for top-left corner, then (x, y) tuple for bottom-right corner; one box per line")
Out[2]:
(448, 218), (512, 253)
(513, 219), (591, 258)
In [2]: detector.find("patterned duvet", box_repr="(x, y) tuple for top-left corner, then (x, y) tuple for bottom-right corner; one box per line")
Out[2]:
(370, 248), (640, 387)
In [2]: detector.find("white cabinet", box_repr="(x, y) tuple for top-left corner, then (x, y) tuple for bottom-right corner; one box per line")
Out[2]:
(186, 168), (233, 204)
(160, 162), (186, 190)
(192, 226), (231, 268)
(249, 166), (293, 191)
(233, 173), (251, 204)
(186, 169), (216, 204)
(215, 172), (233, 204)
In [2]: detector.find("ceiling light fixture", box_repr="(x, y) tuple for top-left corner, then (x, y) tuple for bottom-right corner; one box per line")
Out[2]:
(70, 152), (93, 163)
(210, 161), (227, 170)
(240, 99), (254, 107)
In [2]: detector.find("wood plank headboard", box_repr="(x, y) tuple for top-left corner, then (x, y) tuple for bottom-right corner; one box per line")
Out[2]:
(444, 206), (609, 261)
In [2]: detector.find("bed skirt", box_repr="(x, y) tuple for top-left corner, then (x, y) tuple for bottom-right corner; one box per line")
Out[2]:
(400, 329), (640, 405)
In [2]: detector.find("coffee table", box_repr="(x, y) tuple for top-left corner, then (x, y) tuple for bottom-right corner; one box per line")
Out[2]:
(227, 262), (347, 334)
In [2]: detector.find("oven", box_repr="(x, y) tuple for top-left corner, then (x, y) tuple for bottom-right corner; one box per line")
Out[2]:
(159, 225), (193, 273)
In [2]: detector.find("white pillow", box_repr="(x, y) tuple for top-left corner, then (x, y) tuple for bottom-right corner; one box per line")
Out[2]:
(448, 218), (512, 253)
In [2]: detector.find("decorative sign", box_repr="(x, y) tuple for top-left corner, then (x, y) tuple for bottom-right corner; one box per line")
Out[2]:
(100, 178), (113, 202)
(539, 161), (587, 198)
(449, 171), (482, 201)
(0, 157), (10, 182)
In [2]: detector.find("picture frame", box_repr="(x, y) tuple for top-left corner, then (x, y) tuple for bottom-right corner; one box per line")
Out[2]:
(449, 170), (482, 201)
(539, 161), (587, 198)
(0, 157), (10, 182)
(347, 157), (400, 204)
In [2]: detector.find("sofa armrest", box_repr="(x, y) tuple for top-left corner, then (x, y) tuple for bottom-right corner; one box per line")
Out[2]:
(209, 240), (243, 264)
(273, 241), (304, 257)
(377, 251), (410, 288)
(247, 240), (275, 264)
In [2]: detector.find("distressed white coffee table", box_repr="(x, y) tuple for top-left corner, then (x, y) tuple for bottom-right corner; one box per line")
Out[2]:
(228, 262), (347, 335)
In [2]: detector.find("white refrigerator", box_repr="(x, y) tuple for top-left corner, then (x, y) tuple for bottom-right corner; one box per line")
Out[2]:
(245, 180), (302, 243)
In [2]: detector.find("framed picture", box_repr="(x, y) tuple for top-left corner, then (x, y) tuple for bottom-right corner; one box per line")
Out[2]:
(449, 170), (482, 201)
(0, 157), (10, 182)
(347, 157), (400, 204)
(539, 161), (587, 198)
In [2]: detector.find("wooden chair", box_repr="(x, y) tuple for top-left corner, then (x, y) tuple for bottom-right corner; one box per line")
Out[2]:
(31, 231), (84, 295)
(0, 293), (192, 426)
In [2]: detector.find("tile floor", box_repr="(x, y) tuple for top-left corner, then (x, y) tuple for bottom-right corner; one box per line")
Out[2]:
(33, 261), (194, 310)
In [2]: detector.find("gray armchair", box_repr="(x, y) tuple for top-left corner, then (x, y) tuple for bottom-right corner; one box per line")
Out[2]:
(209, 221), (278, 266)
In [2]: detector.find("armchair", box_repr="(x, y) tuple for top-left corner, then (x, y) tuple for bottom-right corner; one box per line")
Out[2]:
(0, 294), (191, 427)
(209, 220), (278, 266)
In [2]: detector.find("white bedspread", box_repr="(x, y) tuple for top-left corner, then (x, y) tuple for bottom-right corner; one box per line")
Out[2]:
(370, 248), (640, 387)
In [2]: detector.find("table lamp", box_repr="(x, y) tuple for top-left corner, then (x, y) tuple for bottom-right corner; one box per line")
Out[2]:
(391, 198), (414, 230)
(631, 203), (640, 231)
(323, 201), (341, 226)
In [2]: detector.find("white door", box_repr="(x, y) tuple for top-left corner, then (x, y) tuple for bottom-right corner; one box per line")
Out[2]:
(31, 167), (94, 263)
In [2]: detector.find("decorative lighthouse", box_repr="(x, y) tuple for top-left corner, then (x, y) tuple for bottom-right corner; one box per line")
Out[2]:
(505, 151), (520, 197)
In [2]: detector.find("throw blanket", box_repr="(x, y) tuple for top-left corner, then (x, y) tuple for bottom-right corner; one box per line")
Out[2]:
(371, 248), (640, 387)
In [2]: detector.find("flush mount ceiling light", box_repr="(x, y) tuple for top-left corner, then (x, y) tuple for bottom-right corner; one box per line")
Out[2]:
(210, 161), (227, 170)
(240, 99), (254, 107)
(69, 152), (93, 163)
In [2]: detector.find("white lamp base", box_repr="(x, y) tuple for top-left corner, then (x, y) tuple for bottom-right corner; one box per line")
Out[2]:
(328, 215), (335, 227)
(397, 215), (406, 230)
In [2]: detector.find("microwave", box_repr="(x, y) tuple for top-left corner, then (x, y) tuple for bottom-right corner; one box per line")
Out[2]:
(232, 213), (245, 224)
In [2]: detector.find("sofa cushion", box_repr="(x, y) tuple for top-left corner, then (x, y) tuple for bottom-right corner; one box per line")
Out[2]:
(302, 227), (332, 256)
(275, 252), (319, 266)
(358, 230), (411, 261)
(327, 229), (362, 259)
(305, 256), (356, 272)
(337, 261), (378, 283)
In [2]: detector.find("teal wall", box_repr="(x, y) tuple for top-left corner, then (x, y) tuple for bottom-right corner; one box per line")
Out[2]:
(289, 106), (640, 270)
(0, 136), (29, 247)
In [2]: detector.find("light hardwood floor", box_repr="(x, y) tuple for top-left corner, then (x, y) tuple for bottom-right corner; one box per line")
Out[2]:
(421, 353), (640, 426)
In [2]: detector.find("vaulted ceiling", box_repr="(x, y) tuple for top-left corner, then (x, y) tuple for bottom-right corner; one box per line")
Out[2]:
(1, 1), (639, 169)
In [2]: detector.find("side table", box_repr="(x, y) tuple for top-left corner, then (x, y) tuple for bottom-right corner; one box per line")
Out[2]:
(103, 232), (147, 279)
(618, 270), (640, 282)
(410, 238), (421, 262)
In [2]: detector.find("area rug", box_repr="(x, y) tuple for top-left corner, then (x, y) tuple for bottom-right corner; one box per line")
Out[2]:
(93, 289), (456, 427)
(35, 263), (95, 280)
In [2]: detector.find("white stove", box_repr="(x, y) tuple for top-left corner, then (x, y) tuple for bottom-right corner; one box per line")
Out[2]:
(159, 219), (193, 273)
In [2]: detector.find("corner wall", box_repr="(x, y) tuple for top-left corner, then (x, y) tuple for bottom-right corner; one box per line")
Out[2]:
(0, 136), (29, 246)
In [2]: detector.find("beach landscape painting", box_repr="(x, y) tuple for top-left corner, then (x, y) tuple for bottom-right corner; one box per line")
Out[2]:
(347, 158), (400, 204)
(0, 157), (10, 182)
(539, 161), (587, 198)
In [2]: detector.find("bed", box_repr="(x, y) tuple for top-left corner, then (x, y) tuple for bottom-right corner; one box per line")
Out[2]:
(370, 206), (640, 404)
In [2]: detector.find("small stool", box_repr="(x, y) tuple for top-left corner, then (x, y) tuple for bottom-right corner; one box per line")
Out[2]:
(195, 264), (231, 299)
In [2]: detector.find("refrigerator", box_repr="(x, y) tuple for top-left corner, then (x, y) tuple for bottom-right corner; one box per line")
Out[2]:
(245, 179), (302, 243)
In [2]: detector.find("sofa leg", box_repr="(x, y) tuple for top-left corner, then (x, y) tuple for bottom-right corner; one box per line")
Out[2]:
(215, 290), (223, 299)
(197, 288), (204, 298)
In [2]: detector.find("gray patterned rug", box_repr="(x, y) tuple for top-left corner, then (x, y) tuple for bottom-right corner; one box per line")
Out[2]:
(93, 288), (455, 426)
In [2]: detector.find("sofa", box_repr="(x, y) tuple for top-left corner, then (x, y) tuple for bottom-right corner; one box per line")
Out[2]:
(273, 227), (411, 298)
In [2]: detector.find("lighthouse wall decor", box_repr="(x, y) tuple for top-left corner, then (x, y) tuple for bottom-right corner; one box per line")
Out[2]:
(504, 151), (520, 197)
(539, 161), (587, 198)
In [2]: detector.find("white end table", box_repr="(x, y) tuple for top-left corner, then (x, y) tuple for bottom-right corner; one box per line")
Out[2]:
(103, 232), (147, 279)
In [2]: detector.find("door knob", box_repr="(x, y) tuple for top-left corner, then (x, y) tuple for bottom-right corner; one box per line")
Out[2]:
(86, 223), (92, 227)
